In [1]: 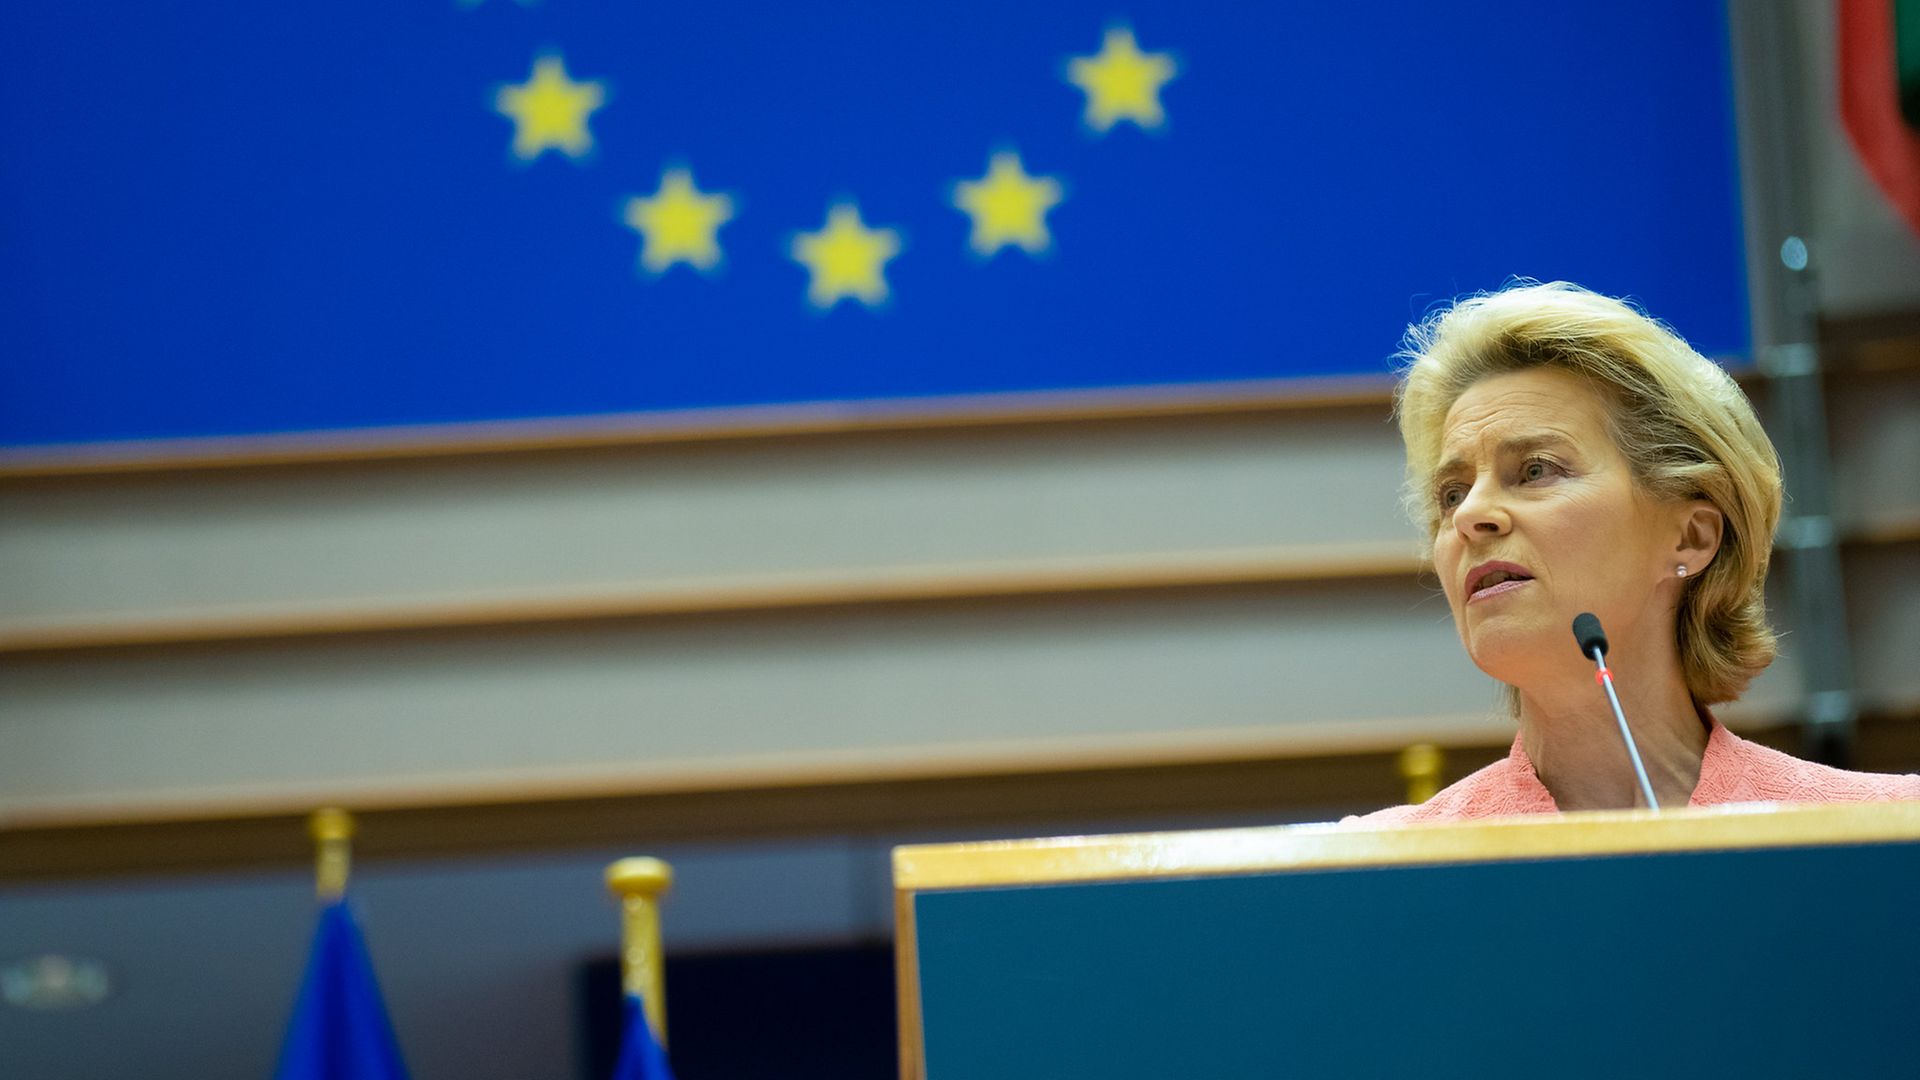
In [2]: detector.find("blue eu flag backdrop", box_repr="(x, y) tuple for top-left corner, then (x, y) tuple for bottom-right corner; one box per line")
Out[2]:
(273, 901), (410, 1080)
(0, 1), (1748, 450)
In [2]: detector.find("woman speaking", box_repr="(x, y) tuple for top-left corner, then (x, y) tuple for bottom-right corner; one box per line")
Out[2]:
(1350, 282), (1919, 824)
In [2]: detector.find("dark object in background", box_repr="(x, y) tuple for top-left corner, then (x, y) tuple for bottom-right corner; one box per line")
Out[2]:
(1900, 0), (1920, 129)
(577, 941), (896, 1080)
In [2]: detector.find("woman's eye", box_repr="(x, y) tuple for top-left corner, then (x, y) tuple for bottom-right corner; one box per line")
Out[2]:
(1438, 485), (1465, 510)
(1521, 458), (1557, 482)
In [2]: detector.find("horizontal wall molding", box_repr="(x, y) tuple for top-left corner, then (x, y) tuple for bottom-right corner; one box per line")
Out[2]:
(4, 708), (1915, 883)
(7, 521), (1915, 658)
(1819, 311), (1920, 371)
(0, 543), (1427, 656)
(2, 711), (1519, 830)
(1851, 517), (1920, 546)
(0, 375), (1400, 481)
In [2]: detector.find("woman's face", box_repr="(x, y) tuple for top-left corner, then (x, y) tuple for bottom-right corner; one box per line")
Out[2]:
(1430, 368), (1682, 688)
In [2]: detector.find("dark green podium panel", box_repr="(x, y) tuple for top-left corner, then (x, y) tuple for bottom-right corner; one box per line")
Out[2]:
(899, 809), (1920, 1080)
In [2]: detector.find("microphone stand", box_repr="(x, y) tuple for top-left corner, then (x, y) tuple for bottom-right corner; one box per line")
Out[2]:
(1585, 645), (1661, 810)
(1572, 613), (1662, 811)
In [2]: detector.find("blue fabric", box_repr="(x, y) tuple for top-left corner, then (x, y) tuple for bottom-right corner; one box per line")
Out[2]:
(611, 993), (676, 1080)
(272, 901), (410, 1080)
(1, 1), (1747, 448)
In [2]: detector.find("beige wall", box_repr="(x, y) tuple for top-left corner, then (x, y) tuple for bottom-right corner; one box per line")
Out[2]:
(15, 391), (1910, 818)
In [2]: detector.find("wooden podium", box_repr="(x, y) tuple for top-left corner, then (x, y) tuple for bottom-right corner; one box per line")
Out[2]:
(893, 803), (1920, 1079)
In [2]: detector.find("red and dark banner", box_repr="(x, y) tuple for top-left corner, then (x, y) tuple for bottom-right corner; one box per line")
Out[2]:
(1841, 0), (1920, 237)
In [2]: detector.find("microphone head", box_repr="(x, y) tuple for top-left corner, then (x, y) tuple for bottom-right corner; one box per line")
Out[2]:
(1572, 612), (1608, 658)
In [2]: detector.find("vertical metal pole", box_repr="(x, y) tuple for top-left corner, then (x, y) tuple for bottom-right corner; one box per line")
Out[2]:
(310, 807), (355, 902)
(607, 856), (674, 1047)
(1728, 2), (1857, 765)
(1397, 744), (1443, 805)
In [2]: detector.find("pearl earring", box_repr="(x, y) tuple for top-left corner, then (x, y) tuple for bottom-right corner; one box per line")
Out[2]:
(1676, 565), (1689, 578)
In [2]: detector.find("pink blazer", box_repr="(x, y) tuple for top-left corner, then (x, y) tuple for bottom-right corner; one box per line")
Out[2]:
(1346, 717), (1920, 826)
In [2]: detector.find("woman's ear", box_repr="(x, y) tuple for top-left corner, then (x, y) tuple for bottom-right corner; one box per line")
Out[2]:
(1674, 500), (1724, 573)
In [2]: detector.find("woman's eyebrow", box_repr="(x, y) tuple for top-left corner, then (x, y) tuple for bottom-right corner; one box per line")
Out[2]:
(1435, 433), (1574, 477)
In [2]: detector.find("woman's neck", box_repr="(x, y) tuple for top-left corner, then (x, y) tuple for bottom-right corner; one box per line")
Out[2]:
(1515, 648), (1709, 811)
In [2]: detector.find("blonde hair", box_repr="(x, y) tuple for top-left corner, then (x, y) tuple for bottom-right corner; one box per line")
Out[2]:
(1395, 281), (1782, 706)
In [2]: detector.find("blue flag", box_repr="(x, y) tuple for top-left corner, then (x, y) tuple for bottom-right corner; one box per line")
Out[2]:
(2, 2), (1749, 453)
(273, 900), (410, 1080)
(611, 993), (675, 1080)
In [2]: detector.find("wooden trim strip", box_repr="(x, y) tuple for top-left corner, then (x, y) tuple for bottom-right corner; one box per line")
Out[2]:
(4, 710), (1915, 884)
(0, 375), (1398, 481)
(0, 742), (1456, 883)
(1819, 311), (1920, 372)
(8, 511), (1915, 657)
(891, 801), (1920, 891)
(0, 543), (1425, 656)
(893, 888), (926, 1080)
(1851, 517), (1920, 546)
(0, 711), (1525, 829)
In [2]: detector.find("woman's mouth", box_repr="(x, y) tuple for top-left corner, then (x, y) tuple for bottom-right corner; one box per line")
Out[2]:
(1466, 563), (1535, 603)
(1468, 576), (1532, 603)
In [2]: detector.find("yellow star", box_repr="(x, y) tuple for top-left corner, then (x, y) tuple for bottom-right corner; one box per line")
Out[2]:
(790, 203), (902, 309)
(953, 152), (1064, 257)
(623, 168), (735, 275)
(495, 55), (605, 161)
(1066, 27), (1177, 133)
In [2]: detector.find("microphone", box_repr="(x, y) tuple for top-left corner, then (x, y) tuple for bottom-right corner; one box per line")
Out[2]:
(1570, 613), (1661, 810)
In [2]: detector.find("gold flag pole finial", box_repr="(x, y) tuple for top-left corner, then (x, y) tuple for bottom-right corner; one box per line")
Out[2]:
(1398, 744), (1444, 805)
(606, 856), (675, 1047)
(309, 807), (356, 902)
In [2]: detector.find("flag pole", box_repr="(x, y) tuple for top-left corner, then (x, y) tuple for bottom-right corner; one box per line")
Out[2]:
(1397, 744), (1444, 805)
(605, 857), (674, 1047)
(310, 807), (355, 902)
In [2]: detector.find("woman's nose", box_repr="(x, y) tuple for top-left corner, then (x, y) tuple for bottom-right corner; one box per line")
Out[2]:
(1453, 481), (1509, 537)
